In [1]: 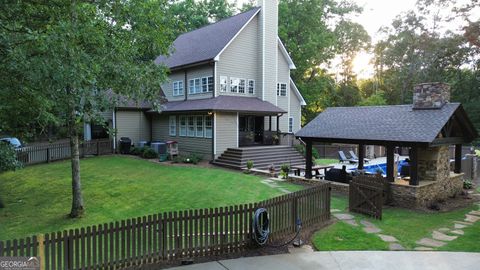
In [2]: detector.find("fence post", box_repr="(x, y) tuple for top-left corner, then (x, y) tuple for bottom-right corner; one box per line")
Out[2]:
(46, 148), (50, 163)
(292, 197), (298, 232)
(96, 140), (100, 156)
(37, 234), (45, 270)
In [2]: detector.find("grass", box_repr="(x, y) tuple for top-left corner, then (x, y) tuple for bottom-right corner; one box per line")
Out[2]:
(313, 195), (479, 251)
(315, 158), (337, 165)
(0, 156), (301, 240)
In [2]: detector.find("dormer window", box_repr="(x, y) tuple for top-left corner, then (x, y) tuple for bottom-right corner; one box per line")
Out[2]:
(277, 83), (287, 96)
(248, 80), (255, 94)
(202, 76), (214, 93)
(239, 79), (246, 94)
(220, 76), (228, 92)
(173, 81), (184, 96)
(230, 78), (239, 93)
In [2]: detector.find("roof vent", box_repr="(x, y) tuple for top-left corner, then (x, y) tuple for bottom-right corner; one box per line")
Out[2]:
(413, 82), (450, 110)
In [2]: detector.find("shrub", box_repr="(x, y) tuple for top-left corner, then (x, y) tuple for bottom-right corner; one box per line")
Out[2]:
(294, 144), (320, 159)
(141, 148), (158, 159)
(130, 147), (144, 156)
(0, 142), (22, 173)
(281, 163), (290, 173)
(463, 179), (473, 190)
(246, 160), (254, 170)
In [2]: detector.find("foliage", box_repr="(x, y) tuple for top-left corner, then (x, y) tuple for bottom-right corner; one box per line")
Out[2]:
(294, 144), (320, 159)
(130, 147), (144, 156)
(182, 153), (203, 165)
(246, 160), (254, 170)
(463, 179), (473, 190)
(358, 92), (388, 106)
(141, 148), (158, 159)
(0, 143), (21, 173)
(279, 170), (288, 179)
(281, 163), (290, 173)
(315, 159), (337, 166)
(476, 149), (480, 156)
(0, 156), (300, 239)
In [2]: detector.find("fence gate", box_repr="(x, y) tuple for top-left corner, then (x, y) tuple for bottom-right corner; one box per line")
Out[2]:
(349, 174), (385, 219)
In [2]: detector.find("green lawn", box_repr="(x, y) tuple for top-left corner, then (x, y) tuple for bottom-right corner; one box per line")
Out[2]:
(315, 159), (338, 165)
(0, 156), (301, 240)
(313, 195), (479, 251)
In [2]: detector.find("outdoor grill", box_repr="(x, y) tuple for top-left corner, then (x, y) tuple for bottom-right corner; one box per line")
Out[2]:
(119, 137), (131, 154)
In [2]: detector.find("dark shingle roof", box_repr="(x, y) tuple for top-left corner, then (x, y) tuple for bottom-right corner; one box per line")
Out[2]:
(155, 95), (285, 114)
(296, 103), (470, 143)
(155, 7), (261, 69)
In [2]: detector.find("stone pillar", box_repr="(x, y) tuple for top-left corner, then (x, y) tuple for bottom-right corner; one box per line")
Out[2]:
(413, 82), (450, 110)
(417, 146), (450, 182)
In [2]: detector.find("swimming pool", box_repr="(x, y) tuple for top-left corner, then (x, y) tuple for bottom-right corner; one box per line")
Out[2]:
(354, 160), (409, 176)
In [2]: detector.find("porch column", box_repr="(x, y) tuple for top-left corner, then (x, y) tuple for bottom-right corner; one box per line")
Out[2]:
(454, 144), (462, 173)
(305, 140), (313, 179)
(276, 115), (280, 132)
(358, 144), (365, 170)
(269, 116), (272, 131)
(409, 146), (419, 186)
(386, 145), (395, 182)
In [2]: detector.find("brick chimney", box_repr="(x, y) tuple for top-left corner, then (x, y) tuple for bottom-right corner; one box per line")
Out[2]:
(413, 82), (450, 110)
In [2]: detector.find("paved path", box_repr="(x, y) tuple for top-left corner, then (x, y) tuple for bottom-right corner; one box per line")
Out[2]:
(169, 251), (480, 270)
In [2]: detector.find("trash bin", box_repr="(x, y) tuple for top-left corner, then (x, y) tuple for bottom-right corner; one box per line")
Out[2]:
(119, 137), (132, 154)
(151, 141), (168, 161)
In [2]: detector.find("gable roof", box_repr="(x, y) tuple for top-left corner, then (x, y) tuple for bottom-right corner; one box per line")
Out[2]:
(296, 103), (478, 145)
(155, 7), (261, 69)
(153, 95), (286, 114)
(290, 78), (306, 106)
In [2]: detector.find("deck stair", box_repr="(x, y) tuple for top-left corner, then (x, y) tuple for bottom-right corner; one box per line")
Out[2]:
(213, 145), (306, 170)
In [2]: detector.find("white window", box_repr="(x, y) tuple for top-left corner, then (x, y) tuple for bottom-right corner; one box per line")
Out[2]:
(238, 79), (246, 94)
(179, 116), (187, 136)
(248, 80), (255, 94)
(189, 78), (202, 94)
(173, 81), (184, 96)
(196, 116), (204, 137)
(220, 76), (228, 92)
(202, 76), (214, 93)
(277, 83), (287, 96)
(169, 116), (176, 136)
(288, 117), (294, 133)
(230, 77), (239, 93)
(205, 116), (212, 138)
(189, 79), (195, 94)
(187, 116), (195, 136)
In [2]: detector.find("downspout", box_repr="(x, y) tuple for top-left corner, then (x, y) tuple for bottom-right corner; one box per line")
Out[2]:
(112, 108), (117, 152)
(184, 69), (188, 101)
(213, 62), (217, 98)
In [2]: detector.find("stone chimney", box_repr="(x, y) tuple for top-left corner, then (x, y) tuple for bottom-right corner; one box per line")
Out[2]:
(413, 82), (450, 110)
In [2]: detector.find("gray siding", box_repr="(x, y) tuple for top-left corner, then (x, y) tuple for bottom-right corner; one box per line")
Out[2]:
(215, 112), (237, 157)
(161, 71), (185, 102)
(116, 110), (151, 146)
(186, 65), (214, 100)
(277, 47), (290, 132)
(259, 0), (278, 104)
(289, 86), (302, 133)
(216, 15), (260, 98)
(152, 114), (213, 159)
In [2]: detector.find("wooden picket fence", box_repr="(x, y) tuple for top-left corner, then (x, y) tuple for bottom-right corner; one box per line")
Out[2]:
(0, 184), (331, 270)
(15, 139), (113, 166)
(349, 174), (385, 219)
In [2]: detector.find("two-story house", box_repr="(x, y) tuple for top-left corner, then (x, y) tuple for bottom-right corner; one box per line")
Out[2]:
(88, 0), (306, 169)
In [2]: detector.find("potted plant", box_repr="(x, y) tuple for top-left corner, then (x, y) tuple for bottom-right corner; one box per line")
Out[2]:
(245, 160), (254, 174)
(268, 164), (276, 177)
(272, 134), (279, 145)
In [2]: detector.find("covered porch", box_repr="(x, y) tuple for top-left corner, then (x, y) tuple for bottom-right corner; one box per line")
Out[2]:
(238, 114), (283, 147)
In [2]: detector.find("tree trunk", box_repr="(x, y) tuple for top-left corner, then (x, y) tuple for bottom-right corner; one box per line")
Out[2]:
(69, 132), (84, 217)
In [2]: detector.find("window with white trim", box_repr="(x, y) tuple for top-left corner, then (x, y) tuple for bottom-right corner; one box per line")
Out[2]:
(205, 116), (212, 138)
(288, 117), (294, 133)
(201, 76), (214, 93)
(189, 78), (202, 94)
(238, 79), (246, 94)
(248, 80), (255, 94)
(230, 77), (239, 93)
(169, 116), (176, 136)
(179, 116), (187, 136)
(173, 81), (184, 96)
(220, 76), (228, 92)
(195, 116), (204, 137)
(187, 116), (195, 136)
(277, 83), (287, 96)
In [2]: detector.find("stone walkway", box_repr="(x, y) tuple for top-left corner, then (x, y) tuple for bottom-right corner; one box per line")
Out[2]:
(260, 178), (292, 194)
(332, 201), (480, 251)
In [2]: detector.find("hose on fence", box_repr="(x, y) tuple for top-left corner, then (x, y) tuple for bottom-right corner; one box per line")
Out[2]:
(252, 208), (302, 247)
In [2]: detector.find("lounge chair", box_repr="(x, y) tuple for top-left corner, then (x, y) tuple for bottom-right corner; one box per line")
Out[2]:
(338, 151), (357, 164)
(349, 150), (370, 163)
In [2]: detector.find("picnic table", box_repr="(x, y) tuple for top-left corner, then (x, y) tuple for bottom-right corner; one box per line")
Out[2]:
(291, 164), (334, 179)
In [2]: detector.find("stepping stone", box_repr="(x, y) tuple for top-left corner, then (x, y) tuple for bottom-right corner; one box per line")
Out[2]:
(465, 215), (480, 223)
(468, 210), (480, 216)
(454, 223), (468, 229)
(432, 231), (458, 242)
(378, 234), (398, 242)
(450, 230), (464, 235)
(363, 226), (382, 234)
(416, 238), (446, 248)
(414, 246), (434, 251)
(360, 220), (376, 227)
(438, 228), (450, 233)
(343, 219), (359, 226)
(389, 243), (405, 251)
(331, 209), (341, 213)
(333, 213), (355, 220)
(278, 188), (292, 194)
(455, 221), (473, 226)
(288, 244), (314, 254)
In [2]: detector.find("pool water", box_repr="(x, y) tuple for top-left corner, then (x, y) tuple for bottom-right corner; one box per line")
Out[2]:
(357, 160), (409, 176)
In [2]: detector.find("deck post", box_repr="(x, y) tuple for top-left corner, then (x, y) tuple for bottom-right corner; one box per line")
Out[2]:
(269, 116), (272, 131)
(358, 144), (365, 170)
(409, 146), (419, 186)
(305, 140), (313, 179)
(454, 144), (462, 173)
(386, 145), (395, 182)
(276, 115), (280, 132)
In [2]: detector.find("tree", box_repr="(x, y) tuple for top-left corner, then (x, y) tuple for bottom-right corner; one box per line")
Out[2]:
(0, 0), (176, 217)
(0, 142), (23, 208)
(358, 92), (388, 106)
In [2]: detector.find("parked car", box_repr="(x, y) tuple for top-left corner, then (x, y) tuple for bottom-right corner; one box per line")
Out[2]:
(0, 137), (24, 149)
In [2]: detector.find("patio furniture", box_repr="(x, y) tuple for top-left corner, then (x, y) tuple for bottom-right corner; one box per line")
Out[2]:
(349, 150), (370, 163)
(292, 164), (334, 179)
(325, 166), (352, 184)
(338, 151), (357, 164)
